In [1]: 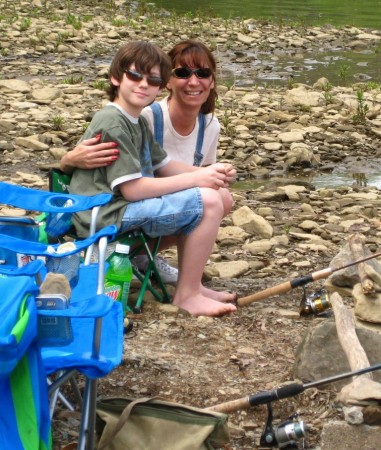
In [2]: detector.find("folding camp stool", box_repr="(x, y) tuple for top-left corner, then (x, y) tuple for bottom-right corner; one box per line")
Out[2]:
(49, 168), (171, 313)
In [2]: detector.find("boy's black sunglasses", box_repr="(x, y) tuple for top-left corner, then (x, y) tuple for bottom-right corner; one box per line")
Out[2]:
(124, 69), (163, 87)
(171, 67), (213, 79)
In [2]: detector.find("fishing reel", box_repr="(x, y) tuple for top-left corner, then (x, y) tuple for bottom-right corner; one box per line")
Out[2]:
(260, 403), (308, 449)
(299, 287), (332, 317)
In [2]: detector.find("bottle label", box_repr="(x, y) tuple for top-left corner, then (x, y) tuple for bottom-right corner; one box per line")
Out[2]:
(104, 283), (122, 301)
(17, 253), (35, 267)
(104, 280), (131, 312)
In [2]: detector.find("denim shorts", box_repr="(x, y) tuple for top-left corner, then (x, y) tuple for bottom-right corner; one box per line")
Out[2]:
(120, 187), (203, 238)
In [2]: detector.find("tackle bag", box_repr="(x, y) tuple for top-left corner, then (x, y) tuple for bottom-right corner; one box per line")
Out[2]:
(0, 216), (40, 266)
(95, 396), (230, 450)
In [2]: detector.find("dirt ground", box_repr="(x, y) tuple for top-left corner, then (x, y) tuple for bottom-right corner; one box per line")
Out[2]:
(51, 268), (343, 450)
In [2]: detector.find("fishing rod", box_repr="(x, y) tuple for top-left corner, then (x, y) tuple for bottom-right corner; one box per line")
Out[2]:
(208, 363), (381, 414)
(208, 363), (381, 448)
(237, 250), (381, 307)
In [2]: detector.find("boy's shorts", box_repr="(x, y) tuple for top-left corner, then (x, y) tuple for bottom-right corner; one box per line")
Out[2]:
(120, 187), (203, 238)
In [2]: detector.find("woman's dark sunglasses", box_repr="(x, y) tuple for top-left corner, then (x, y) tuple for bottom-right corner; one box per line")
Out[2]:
(172, 67), (213, 79)
(124, 69), (163, 87)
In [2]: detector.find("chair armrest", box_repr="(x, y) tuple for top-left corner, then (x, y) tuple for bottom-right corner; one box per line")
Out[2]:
(0, 225), (117, 257)
(37, 294), (114, 318)
(0, 181), (112, 213)
(0, 259), (45, 277)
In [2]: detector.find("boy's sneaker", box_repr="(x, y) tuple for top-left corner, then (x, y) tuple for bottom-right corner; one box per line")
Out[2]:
(133, 254), (178, 285)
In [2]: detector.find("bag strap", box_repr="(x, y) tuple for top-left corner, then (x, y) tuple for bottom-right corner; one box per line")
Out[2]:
(98, 397), (156, 450)
(150, 102), (164, 147)
(193, 112), (206, 167)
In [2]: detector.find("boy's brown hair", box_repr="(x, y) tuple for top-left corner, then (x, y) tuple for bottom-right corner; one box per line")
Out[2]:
(107, 41), (172, 101)
(167, 40), (218, 115)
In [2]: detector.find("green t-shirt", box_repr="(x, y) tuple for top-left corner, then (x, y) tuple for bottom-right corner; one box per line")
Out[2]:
(70, 103), (169, 237)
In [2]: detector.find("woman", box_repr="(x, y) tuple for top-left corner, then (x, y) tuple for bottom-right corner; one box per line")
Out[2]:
(60, 40), (234, 284)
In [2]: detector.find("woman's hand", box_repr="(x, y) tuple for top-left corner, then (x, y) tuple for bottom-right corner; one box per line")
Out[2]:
(60, 134), (119, 173)
(223, 163), (237, 185)
(192, 163), (229, 189)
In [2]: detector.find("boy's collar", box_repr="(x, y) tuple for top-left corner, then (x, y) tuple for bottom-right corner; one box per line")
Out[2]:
(107, 102), (139, 124)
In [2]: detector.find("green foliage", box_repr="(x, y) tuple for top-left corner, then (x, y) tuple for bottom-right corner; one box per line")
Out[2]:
(352, 88), (369, 124)
(322, 81), (334, 105)
(61, 75), (84, 84)
(19, 17), (31, 31)
(338, 64), (350, 85)
(323, 91), (334, 105)
(52, 115), (65, 131)
(287, 76), (296, 89)
(362, 81), (381, 91)
(65, 14), (81, 30)
(220, 110), (236, 137)
(88, 43), (108, 56)
(91, 79), (108, 91)
(111, 18), (127, 27)
(297, 104), (312, 113)
(277, 15), (283, 33)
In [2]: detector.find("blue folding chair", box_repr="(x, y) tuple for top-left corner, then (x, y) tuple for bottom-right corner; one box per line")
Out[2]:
(0, 181), (124, 450)
(0, 272), (51, 450)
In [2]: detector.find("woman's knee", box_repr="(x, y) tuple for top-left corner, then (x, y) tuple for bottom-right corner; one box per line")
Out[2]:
(219, 188), (234, 216)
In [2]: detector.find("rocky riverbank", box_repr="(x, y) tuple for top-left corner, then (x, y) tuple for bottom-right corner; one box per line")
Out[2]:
(2, 1), (381, 449)
(2, 0), (381, 294)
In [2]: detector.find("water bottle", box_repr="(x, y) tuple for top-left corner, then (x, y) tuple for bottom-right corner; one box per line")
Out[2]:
(45, 199), (73, 239)
(104, 243), (133, 315)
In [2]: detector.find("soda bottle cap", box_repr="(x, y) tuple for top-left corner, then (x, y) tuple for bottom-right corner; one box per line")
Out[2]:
(115, 243), (130, 254)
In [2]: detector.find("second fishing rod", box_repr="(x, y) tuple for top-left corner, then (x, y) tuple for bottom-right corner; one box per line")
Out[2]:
(237, 249), (381, 307)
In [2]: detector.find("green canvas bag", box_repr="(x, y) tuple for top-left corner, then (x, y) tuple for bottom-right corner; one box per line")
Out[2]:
(96, 397), (230, 450)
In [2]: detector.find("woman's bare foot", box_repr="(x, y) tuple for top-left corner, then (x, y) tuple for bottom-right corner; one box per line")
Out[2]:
(200, 285), (237, 303)
(172, 293), (237, 317)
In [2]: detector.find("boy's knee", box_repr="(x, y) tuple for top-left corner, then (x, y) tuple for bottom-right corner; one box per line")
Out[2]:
(201, 188), (224, 213)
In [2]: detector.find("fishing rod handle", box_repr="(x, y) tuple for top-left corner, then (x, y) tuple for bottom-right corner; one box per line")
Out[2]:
(237, 280), (292, 306)
(206, 397), (251, 414)
(206, 384), (306, 414)
(237, 267), (333, 307)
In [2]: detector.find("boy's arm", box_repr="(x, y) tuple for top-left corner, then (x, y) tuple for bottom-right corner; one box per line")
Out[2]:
(119, 162), (229, 202)
(158, 160), (236, 184)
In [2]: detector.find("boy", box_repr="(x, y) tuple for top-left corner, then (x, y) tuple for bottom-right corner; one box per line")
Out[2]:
(70, 41), (237, 317)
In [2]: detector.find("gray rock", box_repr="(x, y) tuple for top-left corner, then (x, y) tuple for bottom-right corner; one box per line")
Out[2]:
(294, 319), (381, 387)
(321, 421), (381, 450)
(0, 79), (31, 93)
(353, 284), (381, 324)
(232, 206), (273, 238)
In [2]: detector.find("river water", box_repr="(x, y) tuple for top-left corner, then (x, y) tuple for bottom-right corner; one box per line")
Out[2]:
(156, 0), (381, 88)
(156, 0), (381, 189)
(157, 0), (381, 30)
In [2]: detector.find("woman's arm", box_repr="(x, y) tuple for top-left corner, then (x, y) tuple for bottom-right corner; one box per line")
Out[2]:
(60, 135), (119, 174)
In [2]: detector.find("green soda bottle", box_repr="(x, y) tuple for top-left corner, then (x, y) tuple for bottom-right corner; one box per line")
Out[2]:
(104, 243), (133, 314)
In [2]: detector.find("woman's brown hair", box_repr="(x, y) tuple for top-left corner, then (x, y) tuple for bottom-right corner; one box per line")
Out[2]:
(167, 40), (218, 115)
